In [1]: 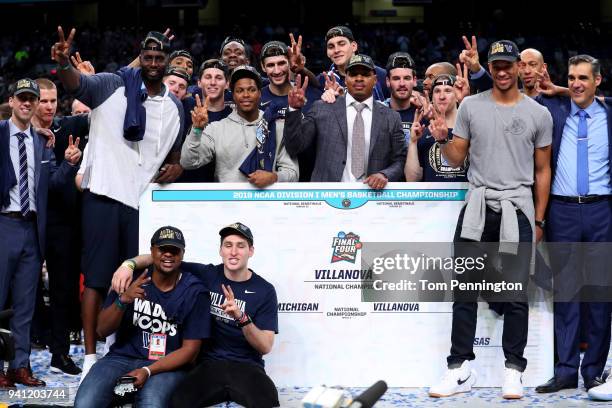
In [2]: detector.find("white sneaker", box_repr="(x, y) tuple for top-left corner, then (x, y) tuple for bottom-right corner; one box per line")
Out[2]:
(78, 353), (97, 386)
(502, 367), (524, 399)
(588, 375), (612, 400)
(429, 361), (476, 397)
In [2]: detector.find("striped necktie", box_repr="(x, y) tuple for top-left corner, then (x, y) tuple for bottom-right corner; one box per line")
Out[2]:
(16, 132), (30, 216)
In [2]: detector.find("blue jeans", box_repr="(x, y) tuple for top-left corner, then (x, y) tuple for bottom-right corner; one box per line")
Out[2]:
(74, 353), (186, 408)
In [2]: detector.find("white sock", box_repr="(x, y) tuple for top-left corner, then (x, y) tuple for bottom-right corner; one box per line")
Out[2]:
(79, 354), (97, 385)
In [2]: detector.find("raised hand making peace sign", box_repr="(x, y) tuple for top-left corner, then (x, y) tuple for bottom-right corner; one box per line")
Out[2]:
(459, 35), (481, 74)
(191, 94), (209, 130)
(287, 74), (309, 109)
(409, 109), (425, 143)
(454, 62), (471, 103)
(70, 52), (95, 76)
(428, 105), (449, 144)
(51, 26), (76, 66)
(287, 33), (305, 74)
(220, 284), (243, 320)
(119, 271), (151, 304)
(64, 135), (82, 165)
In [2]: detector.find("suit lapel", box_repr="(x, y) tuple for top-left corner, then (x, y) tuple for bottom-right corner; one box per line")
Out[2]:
(333, 96), (348, 144)
(369, 101), (381, 156)
(32, 127), (42, 191)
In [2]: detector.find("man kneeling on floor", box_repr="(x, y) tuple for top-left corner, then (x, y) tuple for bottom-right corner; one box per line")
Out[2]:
(112, 222), (280, 408)
(75, 226), (210, 408)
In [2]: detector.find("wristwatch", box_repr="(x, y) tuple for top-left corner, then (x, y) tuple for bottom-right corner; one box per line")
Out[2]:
(535, 220), (546, 229)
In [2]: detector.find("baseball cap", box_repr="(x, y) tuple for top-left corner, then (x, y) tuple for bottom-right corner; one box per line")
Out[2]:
(326, 25), (355, 43)
(386, 52), (415, 71)
(261, 41), (288, 61)
(229, 65), (262, 90)
(220, 36), (247, 54)
(164, 66), (191, 82)
(10, 78), (40, 98)
(141, 31), (171, 53)
(169, 50), (193, 63)
(487, 40), (520, 63)
(219, 222), (254, 245)
(346, 54), (375, 72)
(199, 58), (229, 79)
(151, 226), (186, 249)
(432, 74), (456, 90)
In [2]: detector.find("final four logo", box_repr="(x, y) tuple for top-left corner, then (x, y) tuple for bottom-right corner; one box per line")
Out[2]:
(331, 231), (362, 263)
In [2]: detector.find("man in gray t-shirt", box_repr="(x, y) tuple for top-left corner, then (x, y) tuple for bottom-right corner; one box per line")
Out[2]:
(428, 40), (552, 400)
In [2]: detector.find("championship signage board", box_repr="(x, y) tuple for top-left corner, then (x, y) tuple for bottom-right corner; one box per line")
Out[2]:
(139, 182), (553, 387)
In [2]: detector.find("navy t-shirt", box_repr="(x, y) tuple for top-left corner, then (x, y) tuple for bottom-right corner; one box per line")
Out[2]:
(381, 99), (416, 145)
(417, 128), (468, 182)
(104, 268), (211, 360)
(180, 262), (278, 367)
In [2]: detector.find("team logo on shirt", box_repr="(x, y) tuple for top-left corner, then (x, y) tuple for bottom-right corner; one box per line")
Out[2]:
(402, 121), (413, 143)
(209, 290), (246, 323)
(505, 118), (527, 135)
(428, 143), (467, 176)
(331, 231), (362, 263)
(132, 298), (177, 339)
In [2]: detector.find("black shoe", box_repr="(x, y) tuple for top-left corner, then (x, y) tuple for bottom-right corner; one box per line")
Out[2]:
(50, 354), (82, 376)
(585, 377), (606, 391)
(535, 376), (578, 393)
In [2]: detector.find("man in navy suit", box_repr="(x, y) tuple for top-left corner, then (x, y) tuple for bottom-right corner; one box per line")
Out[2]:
(534, 55), (612, 394)
(284, 54), (406, 189)
(0, 78), (81, 387)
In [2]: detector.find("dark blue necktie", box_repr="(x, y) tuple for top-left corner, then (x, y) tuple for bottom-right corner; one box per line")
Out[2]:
(16, 132), (30, 216)
(577, 110), (589, 196)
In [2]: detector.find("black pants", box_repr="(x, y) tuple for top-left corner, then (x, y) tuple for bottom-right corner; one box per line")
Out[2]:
(169, 359), (279, 408)
(46, 222), (82, 355)
(447, 207), (532, 372)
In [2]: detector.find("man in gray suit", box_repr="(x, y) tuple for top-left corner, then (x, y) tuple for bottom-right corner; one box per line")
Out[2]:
(284, 54), (406, 189)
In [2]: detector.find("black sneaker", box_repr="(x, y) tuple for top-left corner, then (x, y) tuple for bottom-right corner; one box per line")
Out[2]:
(50, 354), (82, 376)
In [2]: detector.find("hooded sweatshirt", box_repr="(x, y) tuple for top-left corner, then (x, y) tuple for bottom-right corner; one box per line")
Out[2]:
(181, 109), (299, 182)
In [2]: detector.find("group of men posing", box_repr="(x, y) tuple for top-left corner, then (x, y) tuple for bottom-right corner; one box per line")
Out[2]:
(0, 20), (612, 407)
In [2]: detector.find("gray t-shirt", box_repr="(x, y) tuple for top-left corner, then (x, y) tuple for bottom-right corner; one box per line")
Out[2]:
(453, 90), (553, 190)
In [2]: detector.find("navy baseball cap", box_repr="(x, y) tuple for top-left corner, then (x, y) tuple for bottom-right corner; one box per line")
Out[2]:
(151, 226), (185, 249)
(488, 40), (520, 63)
(386, 52), (415, 71)
(326, 26), (355, 43)
(219, 222), (254, 245)
(229, 65), (262, 90)
(432, 74), (456, 91)
(199, 58), (229, 79)
(164, 66), (191, 82)
(141, 31), (171, 53)
(11, 78), (40, 98)
(261, 41), (288, 60)
(169, 50), (193, 63)
(346, 54), (375, 72)
(220, 36), (247, 54)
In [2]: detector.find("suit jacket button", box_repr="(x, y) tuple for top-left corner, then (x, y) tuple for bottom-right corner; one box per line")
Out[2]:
(342, 161), (346, 165)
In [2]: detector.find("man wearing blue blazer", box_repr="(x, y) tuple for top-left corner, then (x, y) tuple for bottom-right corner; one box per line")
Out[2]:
(0, 78), (81, 387)
(534, 55), (612, 394)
